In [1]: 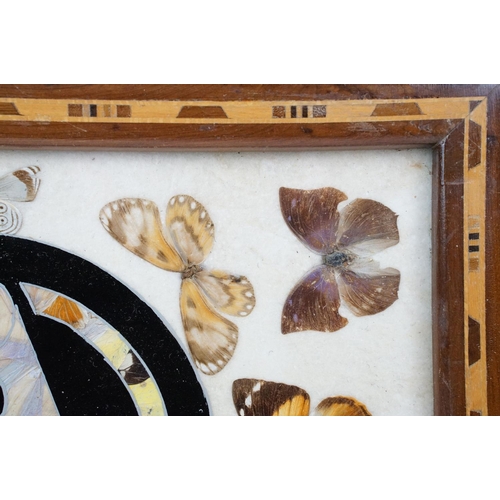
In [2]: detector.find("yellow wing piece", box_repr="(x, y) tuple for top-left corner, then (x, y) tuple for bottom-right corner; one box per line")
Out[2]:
(165, 195), (214, 266)
(100, 198), (185, 272)
(194, 270), (255, 317)
(180, 278), (238, 375)
(315, 396), (372, 416)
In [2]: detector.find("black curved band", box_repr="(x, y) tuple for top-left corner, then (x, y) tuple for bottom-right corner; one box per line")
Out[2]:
(0, 236), (209, 416)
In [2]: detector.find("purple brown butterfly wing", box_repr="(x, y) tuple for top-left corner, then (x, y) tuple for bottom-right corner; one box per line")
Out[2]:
(336, 259), (400, 316)
(282, 265), (348, 334)
(336, 198), (399, 256)
(279, 187), (347, 254)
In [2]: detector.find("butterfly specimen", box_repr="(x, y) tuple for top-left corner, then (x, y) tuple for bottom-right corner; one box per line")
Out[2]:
(279, 187), (400, 334)
(0, 166), (40, 235)
(232, 378), (371, 416)
(99, 195), (255, 375)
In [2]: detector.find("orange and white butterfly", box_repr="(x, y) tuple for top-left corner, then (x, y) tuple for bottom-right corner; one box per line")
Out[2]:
(99, 195), (256, 375)
(0, 166), (40, 235)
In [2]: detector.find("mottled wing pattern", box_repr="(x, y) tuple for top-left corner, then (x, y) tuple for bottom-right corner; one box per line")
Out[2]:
(336, 259), (400, 316)
(99, 198), (185, 272)
(0, 200), (21, 235)
(282, 265), (348, 334)
(336, 198), (399, 256)
(165, 195), (214, 266)
(315, 396), (372, 416)
(0, 166), (40, 202)
(180, 279), (238, 375)
(279, 187), (347, 254)
(232, 379), (310, 416)
(194, 270), (255, 317)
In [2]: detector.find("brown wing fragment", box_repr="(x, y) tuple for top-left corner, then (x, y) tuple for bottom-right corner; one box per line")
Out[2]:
(336, 260), (400, 316)
(316, 396), (372, 416)
(336, 198), (399, 256)
(282, 265), (348, 334)
(279, 187), (347, 254)
(232, 379), (310, 416)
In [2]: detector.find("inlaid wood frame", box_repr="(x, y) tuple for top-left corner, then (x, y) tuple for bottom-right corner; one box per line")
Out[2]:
(0, 84), (498, 416)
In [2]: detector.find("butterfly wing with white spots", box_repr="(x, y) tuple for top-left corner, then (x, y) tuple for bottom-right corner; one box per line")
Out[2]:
(193, 270), (255, 317)
(99, 198), (185, 272)
(164, 194), (214, 266)
(180, 278), (238, 375)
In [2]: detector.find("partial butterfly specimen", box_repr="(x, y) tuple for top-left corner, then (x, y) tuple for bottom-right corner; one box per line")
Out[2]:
(0, 166), (40, 235)
(232, 378), (371, 416)
(99, 196), (256, 375)
(279, 187), (400, 334)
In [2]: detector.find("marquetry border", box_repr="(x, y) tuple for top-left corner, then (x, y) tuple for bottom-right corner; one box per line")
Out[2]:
(0, 84), (498, 415)
(463, 101), (487, 415)
(0, 96), (476, 124)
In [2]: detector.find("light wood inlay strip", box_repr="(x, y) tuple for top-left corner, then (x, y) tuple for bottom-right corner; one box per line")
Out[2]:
(464, 100), (488, 415)
(0, 97), (477, 124)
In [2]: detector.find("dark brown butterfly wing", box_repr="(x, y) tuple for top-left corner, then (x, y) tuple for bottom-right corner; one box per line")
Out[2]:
(279, 187), (347, 254)
(336, 259), (400, 316)
(316, 396), (372, 416)
(282, 265), (348, 334)
(336, 198), (399, 256)
(232, 379), (310, 416)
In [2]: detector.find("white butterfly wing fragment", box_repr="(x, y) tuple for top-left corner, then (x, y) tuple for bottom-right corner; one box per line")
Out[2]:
(165, 194), (214, 266)
(99, 198), (185, 272)
(0, 166), (40, 202)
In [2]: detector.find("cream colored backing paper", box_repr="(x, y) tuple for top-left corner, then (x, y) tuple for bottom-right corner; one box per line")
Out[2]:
(0, 149), (432, 415)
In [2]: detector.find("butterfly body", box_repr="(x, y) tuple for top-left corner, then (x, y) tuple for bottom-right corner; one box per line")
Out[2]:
(323, 247), (355, 268)
(100, 195), (255, 375)
(0, 166), (40, 235)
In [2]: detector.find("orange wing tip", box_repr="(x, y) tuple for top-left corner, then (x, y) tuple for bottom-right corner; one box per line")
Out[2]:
(44, 295), (88, 329)
(315, 396), (372, 416)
